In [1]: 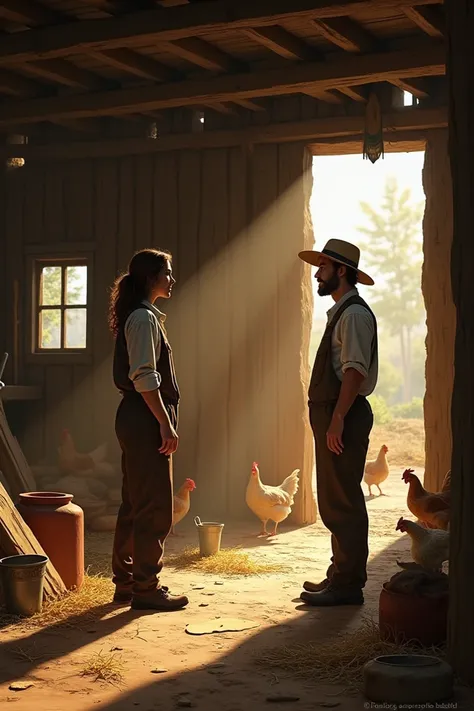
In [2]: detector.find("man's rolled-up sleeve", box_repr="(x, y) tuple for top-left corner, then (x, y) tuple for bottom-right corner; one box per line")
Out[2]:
(124, 310), (162, 393)
(339, 310), (374, 379)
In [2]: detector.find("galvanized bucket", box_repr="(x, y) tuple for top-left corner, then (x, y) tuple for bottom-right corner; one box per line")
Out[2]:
(194, 516), (224, 557)
(0, 554), (48, 617)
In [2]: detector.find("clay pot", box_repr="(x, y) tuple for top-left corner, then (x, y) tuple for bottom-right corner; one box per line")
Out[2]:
(379, 583), (448, 646)
(363, 654), (453, 704)
(17, 492), (84, 591)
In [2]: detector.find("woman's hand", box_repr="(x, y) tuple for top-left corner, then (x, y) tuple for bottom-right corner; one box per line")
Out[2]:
(159, 421), (179, 456)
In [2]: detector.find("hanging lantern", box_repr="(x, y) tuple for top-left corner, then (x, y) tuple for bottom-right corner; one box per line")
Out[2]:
(5, 134), (27, 170)
(363, 91), (384, 164)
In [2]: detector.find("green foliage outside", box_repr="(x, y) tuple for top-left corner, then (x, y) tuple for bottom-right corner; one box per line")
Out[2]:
(40, 266), (86, 348)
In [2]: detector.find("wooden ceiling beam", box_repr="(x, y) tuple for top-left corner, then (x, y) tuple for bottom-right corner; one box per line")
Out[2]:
(403, 5), (445, 38)
(0, 1), (63, 27)
(390, 77), (429, 98)
(312, 17), (379, 53)
(303, 89), (343, 104)
(0, 67), (45, 96)
(232, 98), (266, 112)
(337, 85), (368, 102)
(162, 37), (244, 72)
(1, 106), (447, 161)
(243, 26), (322, 61)
(21, 58), (110, 90)
(0, 45), (444, 126)
(89, 48), (180, 82)
(0, 0), (444, 65)
(203, 102), (236, 115)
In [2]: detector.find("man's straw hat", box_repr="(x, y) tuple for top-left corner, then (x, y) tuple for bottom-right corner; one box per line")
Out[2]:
(298, 238), (374, 286)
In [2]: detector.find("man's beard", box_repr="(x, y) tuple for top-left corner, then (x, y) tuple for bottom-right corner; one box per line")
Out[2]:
(317, 270), (340, 296)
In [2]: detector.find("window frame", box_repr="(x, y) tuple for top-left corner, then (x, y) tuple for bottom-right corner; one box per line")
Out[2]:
(26, 249), (94, 365)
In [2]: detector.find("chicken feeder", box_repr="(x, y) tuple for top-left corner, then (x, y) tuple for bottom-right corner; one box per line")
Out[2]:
(194, 516), (224, 557)
(363, 654), (453, 704)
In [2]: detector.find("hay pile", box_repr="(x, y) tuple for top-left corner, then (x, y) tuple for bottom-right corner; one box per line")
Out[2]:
(0, 573), (114, 629)
(167, 546), (285, 576)
(256, 617), (446, 693)
(80, 649), (125, 684)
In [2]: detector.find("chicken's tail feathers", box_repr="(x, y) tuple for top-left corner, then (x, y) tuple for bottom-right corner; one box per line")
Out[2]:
(279, 468), (300, 497)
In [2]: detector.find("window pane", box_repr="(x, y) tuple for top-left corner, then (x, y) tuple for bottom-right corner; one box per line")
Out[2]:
(65, 308), (87, 349)
(66, 265), (87, 305)
(40, 266), (62, 306)
(39, 309), (61, 349)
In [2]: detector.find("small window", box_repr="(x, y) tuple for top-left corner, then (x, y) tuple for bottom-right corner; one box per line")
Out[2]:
(35, 261), (88, 351)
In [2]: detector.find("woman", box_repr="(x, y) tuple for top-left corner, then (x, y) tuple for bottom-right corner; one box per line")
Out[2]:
(108, 248), (188, 611)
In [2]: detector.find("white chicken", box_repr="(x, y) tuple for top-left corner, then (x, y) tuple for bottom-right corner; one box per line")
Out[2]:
(171, 478), (196, 535)
(364, 444), (389, 496)
(246, 462), (300, 537)
(395, 516), (449, 572)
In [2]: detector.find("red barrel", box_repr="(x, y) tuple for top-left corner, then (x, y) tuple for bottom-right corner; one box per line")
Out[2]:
(17, 492), (84, 591)
(379, 583), (448, 646)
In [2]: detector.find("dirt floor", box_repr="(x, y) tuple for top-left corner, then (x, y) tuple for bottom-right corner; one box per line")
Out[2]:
(0, 465), (470, 711)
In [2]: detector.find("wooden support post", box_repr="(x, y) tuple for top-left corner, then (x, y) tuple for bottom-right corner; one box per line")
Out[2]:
(421, 130), (454, 491)
(445, 0), (474, 685)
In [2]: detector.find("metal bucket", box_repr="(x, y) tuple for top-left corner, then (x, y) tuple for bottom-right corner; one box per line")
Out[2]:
(0, 554), (48, 617)
(194, 516), (224, 557)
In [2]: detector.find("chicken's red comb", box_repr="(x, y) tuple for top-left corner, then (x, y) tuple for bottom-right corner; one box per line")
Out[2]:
(185, 478), (196, 486)
(251, 461), (258, 469)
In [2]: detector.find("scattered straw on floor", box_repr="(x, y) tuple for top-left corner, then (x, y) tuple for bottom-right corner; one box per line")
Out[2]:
(80, 649), (125, 684)
(0, 573), (114, 630)
(167, 546), (285, 576)
(256, 617), (446, 693)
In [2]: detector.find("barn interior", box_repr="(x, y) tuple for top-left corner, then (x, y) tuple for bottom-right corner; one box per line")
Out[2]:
(0, 1), (473, 709)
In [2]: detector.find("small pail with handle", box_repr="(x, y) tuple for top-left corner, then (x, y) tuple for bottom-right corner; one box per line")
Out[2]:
(194, 516), (224, 557)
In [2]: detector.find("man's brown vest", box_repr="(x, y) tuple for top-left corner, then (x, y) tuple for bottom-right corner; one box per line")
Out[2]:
(308, 294), (377, 406)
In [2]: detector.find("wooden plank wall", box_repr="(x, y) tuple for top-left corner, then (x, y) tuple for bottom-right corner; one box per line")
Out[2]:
(0, 142), (316, 523)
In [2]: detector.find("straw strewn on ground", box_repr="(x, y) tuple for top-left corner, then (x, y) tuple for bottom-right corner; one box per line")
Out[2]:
(166, 546), (286, 576)
(256, 617), (446, 693)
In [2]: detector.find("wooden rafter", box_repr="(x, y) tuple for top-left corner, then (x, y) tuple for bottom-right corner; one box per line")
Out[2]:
(162, 37), (244, 72)
(403, 5), (445, 38)
(0, 0), (443, 65)
(391, 77), (429, 98)
(312, 17), (379, 53)
(0, 67), (44, 96)
(21, 58), (111, 90)
(1, 106), (447, 160)
(243, 26), (322, 61)
(0, 0), (63, 27)
(0, 44), (444, 126)
(89, 48), (179, 82)
(233, 98), (266, 112)
(304, 88), (343, 104)
(337, 85), (368, 102)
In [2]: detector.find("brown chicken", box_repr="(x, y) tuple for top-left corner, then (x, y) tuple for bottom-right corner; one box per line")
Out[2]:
(401, 468), (450, 530)
(364, 444), (389, 496)
(58, 429), (108, 473)
(171, 478), (196, 535)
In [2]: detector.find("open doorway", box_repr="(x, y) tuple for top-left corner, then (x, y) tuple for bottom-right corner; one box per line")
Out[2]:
(309, 151), (426, 492)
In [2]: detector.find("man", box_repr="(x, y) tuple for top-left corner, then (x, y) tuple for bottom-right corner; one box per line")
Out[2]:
(297, 239), (378, 607)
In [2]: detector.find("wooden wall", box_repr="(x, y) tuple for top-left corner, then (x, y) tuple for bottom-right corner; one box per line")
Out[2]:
(0, 142), (316, 523)
(421, 129), (455, 491)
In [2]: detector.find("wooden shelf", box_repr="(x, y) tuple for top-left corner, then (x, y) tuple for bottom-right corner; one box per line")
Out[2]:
(0, 386), (43, 401)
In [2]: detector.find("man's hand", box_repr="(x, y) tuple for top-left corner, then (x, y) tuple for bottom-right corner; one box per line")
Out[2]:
(159, 421), (179, 456)
(327, 413), (344, 455)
